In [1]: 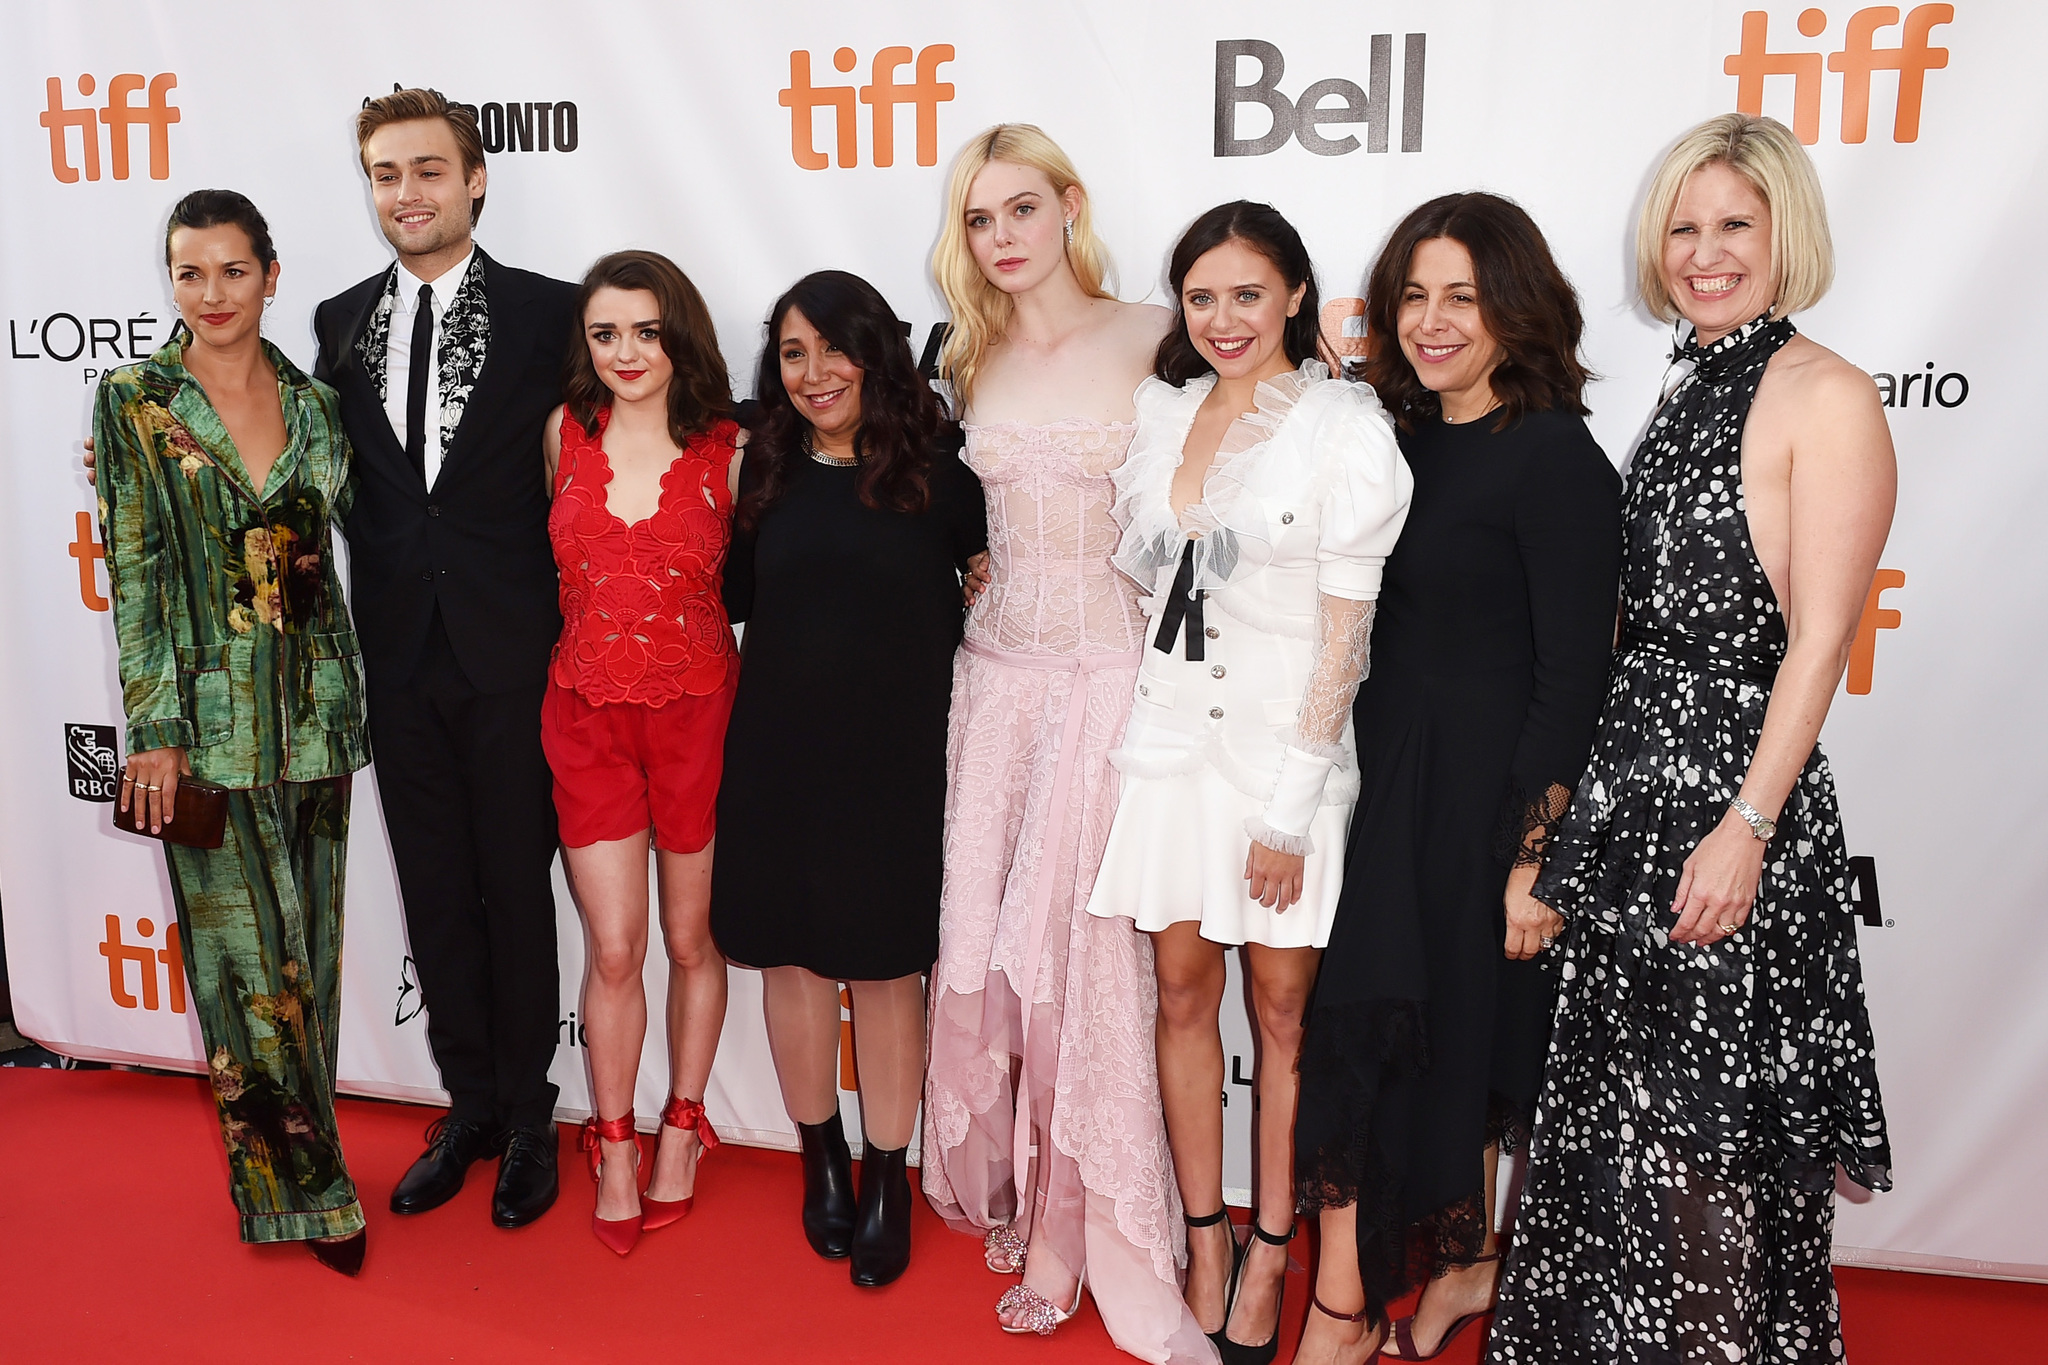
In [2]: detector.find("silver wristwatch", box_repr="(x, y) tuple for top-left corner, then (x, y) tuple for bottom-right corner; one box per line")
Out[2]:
(1729, 797), (1776, 842)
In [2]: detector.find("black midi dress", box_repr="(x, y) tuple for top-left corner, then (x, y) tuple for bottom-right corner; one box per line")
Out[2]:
(1489, 315), (1892, 1363)
(710, 439), (987, 981)
(1294, 406), (1622, 1319)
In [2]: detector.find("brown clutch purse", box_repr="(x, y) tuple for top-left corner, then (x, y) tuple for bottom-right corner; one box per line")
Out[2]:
(110, 776), (229, 850)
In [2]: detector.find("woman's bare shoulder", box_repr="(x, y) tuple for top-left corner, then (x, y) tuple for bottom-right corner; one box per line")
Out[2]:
(1768, 332), (1879, 410)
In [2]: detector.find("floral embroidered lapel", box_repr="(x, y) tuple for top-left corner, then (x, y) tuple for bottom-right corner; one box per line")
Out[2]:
(351, 251), (491, 467)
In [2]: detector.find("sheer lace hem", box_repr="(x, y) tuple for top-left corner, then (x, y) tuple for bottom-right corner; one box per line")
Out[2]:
(1243, 816), (1313, 857)
(1486, 1089), (1534, 1158)
(1492, 780), (1573, 870)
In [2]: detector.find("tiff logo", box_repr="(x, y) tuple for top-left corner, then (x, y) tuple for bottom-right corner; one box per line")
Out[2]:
(780, 45), (955, 169)
(39, 74), (180, 182)
(1726, 6), (1953, 144)
(100, 914), (186, 1012)
(1847, 568), (1904, 695)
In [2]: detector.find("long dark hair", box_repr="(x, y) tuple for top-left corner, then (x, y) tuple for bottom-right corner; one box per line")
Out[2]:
(1363, 193), (1591, 431)
(563, 250), (731, 446)
(737, 271), (942, 530)
(1155, 200), (1322, 386)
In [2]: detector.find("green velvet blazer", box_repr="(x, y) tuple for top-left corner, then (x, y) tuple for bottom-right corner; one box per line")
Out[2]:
(94, 338), (369, 787)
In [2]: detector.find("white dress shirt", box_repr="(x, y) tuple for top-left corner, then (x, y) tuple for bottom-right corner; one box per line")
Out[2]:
(383, 248), (474, 490)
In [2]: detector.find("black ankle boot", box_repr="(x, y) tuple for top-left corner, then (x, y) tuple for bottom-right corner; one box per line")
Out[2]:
(850, 1142), (913, 1287)
(796, 1115), (856, 1259)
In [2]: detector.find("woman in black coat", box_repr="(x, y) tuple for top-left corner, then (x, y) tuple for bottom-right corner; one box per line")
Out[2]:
(1290, 194), (1622, 1365)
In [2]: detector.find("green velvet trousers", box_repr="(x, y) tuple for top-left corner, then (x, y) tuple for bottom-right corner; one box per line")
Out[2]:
(164, 777), (363, 1243)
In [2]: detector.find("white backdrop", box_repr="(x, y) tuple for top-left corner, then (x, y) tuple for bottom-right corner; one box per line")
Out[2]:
(2, 0), (2041, 1280)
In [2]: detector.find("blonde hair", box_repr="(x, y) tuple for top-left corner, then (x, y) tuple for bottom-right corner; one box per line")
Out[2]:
(1636, 112), (1833, 321)
(933, 124), (1115, 410)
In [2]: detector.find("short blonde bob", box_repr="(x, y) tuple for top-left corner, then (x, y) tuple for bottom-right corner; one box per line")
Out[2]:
(933, 124), (1115, 411)
(1637, 112), (1833, 321)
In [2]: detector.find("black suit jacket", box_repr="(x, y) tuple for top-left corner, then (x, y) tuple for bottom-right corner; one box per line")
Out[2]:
(313, 249), (575, 692)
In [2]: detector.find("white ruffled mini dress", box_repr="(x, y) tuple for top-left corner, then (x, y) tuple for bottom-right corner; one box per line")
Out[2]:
(1083, 361), (1411, 948)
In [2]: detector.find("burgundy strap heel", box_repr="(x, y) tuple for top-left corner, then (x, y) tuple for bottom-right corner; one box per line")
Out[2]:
(642, 1094), (718, 1231)
(1384, 1249), (1503, 1360)
(579, 1113), (645, 1256)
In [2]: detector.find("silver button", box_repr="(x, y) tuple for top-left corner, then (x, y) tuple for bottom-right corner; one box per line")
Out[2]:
(1139, 685), (1150, 697)
(1208, 707), (1224, 720)
(1280, 511), (1295, 524)
(1204, 626), (1219, 639)
(1211, 665), (1226, 679)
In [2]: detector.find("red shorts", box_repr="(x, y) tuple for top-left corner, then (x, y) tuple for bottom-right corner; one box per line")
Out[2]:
(540, 668), (736, 854)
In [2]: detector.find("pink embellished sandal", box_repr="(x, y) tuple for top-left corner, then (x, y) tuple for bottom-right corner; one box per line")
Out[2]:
(984, 1224), (1028, 1274)
(996, 1275), (1086, 1336)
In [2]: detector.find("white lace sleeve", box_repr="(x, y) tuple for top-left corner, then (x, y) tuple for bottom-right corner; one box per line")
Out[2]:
(1246, 594), (1378, 856)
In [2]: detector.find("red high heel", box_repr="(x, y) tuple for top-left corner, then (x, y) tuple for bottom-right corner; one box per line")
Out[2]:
(579, 1113), (645, 1256)
(642, 1094), (719, 1231)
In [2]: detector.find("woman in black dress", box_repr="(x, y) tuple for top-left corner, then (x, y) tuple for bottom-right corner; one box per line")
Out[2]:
(711, 270), (987, 1289)
(1291, 194), (1621, 1365)
(1489, 113), (1894, 1365)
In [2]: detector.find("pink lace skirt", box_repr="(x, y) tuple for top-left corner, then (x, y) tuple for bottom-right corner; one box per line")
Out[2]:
(924, 642), (1217, 1365)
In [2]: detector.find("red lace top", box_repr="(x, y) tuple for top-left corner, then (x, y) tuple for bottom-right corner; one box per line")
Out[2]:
(548, 408), (738, 706)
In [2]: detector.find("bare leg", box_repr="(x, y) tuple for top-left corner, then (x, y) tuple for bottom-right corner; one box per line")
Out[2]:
(1226, 943), (1321, 1349)
(1385, 1142), (1504, 1359)
(1151, 922), (1232, 1335)
(845, 974), (926, 1149)
(1293, 1202), (1389, 1365)
(564, 833), (654, 1222)
(762, 966), (843, 1125)
(647, 843), (724, 1202)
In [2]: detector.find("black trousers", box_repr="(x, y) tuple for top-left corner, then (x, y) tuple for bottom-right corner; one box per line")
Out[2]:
(368, 615), (561, 1130)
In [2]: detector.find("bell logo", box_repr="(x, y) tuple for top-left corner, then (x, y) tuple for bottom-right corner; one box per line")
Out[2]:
(1725, 7), (1953, 144)
(1215, 38), (1427, 157)
(779, 45), (956, 169)
(39, 74), (180, 182)
(100, 915), (186, 1013)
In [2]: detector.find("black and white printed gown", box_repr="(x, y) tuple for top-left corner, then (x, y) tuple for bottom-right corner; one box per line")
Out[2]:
(1487, 314), (1892, 1364)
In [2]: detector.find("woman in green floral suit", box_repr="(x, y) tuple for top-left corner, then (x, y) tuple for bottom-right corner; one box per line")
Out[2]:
(96, 190), (372, 1274)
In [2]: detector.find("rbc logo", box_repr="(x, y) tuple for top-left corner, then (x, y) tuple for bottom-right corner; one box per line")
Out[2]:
(1214, 38), (1427, 157)
(1725, 6), (1953, 143)
(66, 723), (120, 801)
(38, 74), (180, 182)
(779, 45), (956, 169)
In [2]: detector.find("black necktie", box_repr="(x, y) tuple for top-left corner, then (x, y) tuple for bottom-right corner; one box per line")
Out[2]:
(405, 282), (434, 480)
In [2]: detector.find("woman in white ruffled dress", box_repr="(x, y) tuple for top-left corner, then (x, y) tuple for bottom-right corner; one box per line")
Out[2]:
(1086, 201), (1411, 1365)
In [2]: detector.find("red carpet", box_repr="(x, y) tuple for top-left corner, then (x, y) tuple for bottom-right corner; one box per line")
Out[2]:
(2, 1068), (2041, 1363)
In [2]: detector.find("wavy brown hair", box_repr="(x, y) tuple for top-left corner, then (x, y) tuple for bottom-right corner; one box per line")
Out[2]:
(738, 271), (943, 531)
(1363, 193), (1591, 431)
(563, 250), (731, 446)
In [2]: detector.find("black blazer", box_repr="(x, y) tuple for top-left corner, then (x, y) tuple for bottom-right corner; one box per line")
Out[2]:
(313, 249), (575, 692)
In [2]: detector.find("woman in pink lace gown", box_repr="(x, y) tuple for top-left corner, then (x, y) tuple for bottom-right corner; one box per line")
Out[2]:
(920, 125), (1218, 1365)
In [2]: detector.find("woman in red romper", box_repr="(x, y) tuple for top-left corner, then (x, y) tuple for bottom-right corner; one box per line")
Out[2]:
(541, 251), (739, 1255)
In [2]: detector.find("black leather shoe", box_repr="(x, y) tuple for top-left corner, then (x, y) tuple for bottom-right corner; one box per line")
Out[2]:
(492, 1123), (560, 1228)
(849, 1142), (913, 1287)
(307, 1230), (367, 1276)
(797, 1115), (856, 1259)
(390, 1116), (500, 1215)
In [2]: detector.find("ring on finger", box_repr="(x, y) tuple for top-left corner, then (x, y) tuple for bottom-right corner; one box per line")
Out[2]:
(1718, 922), (1739, 934)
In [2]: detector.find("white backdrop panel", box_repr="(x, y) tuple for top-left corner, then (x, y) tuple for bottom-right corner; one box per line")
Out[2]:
(1, 0), (2039, 1276)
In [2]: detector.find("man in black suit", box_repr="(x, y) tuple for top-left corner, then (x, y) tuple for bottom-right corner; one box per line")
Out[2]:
(312, 88), (573, 1229)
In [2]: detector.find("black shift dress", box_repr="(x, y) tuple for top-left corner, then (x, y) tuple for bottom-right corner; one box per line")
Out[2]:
(711, 439), (988, 981)
(1294, 407), (1621, 1319)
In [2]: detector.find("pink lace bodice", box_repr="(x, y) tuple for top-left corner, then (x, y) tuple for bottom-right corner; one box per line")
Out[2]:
(961, 420), (1145, 658)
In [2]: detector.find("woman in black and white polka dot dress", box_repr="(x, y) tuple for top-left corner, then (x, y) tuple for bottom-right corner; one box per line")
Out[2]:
(1487, 114), (1895, 1364)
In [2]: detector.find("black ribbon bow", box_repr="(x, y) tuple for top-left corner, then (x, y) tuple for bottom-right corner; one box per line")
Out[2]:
(1153, 539), (1205, 661)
